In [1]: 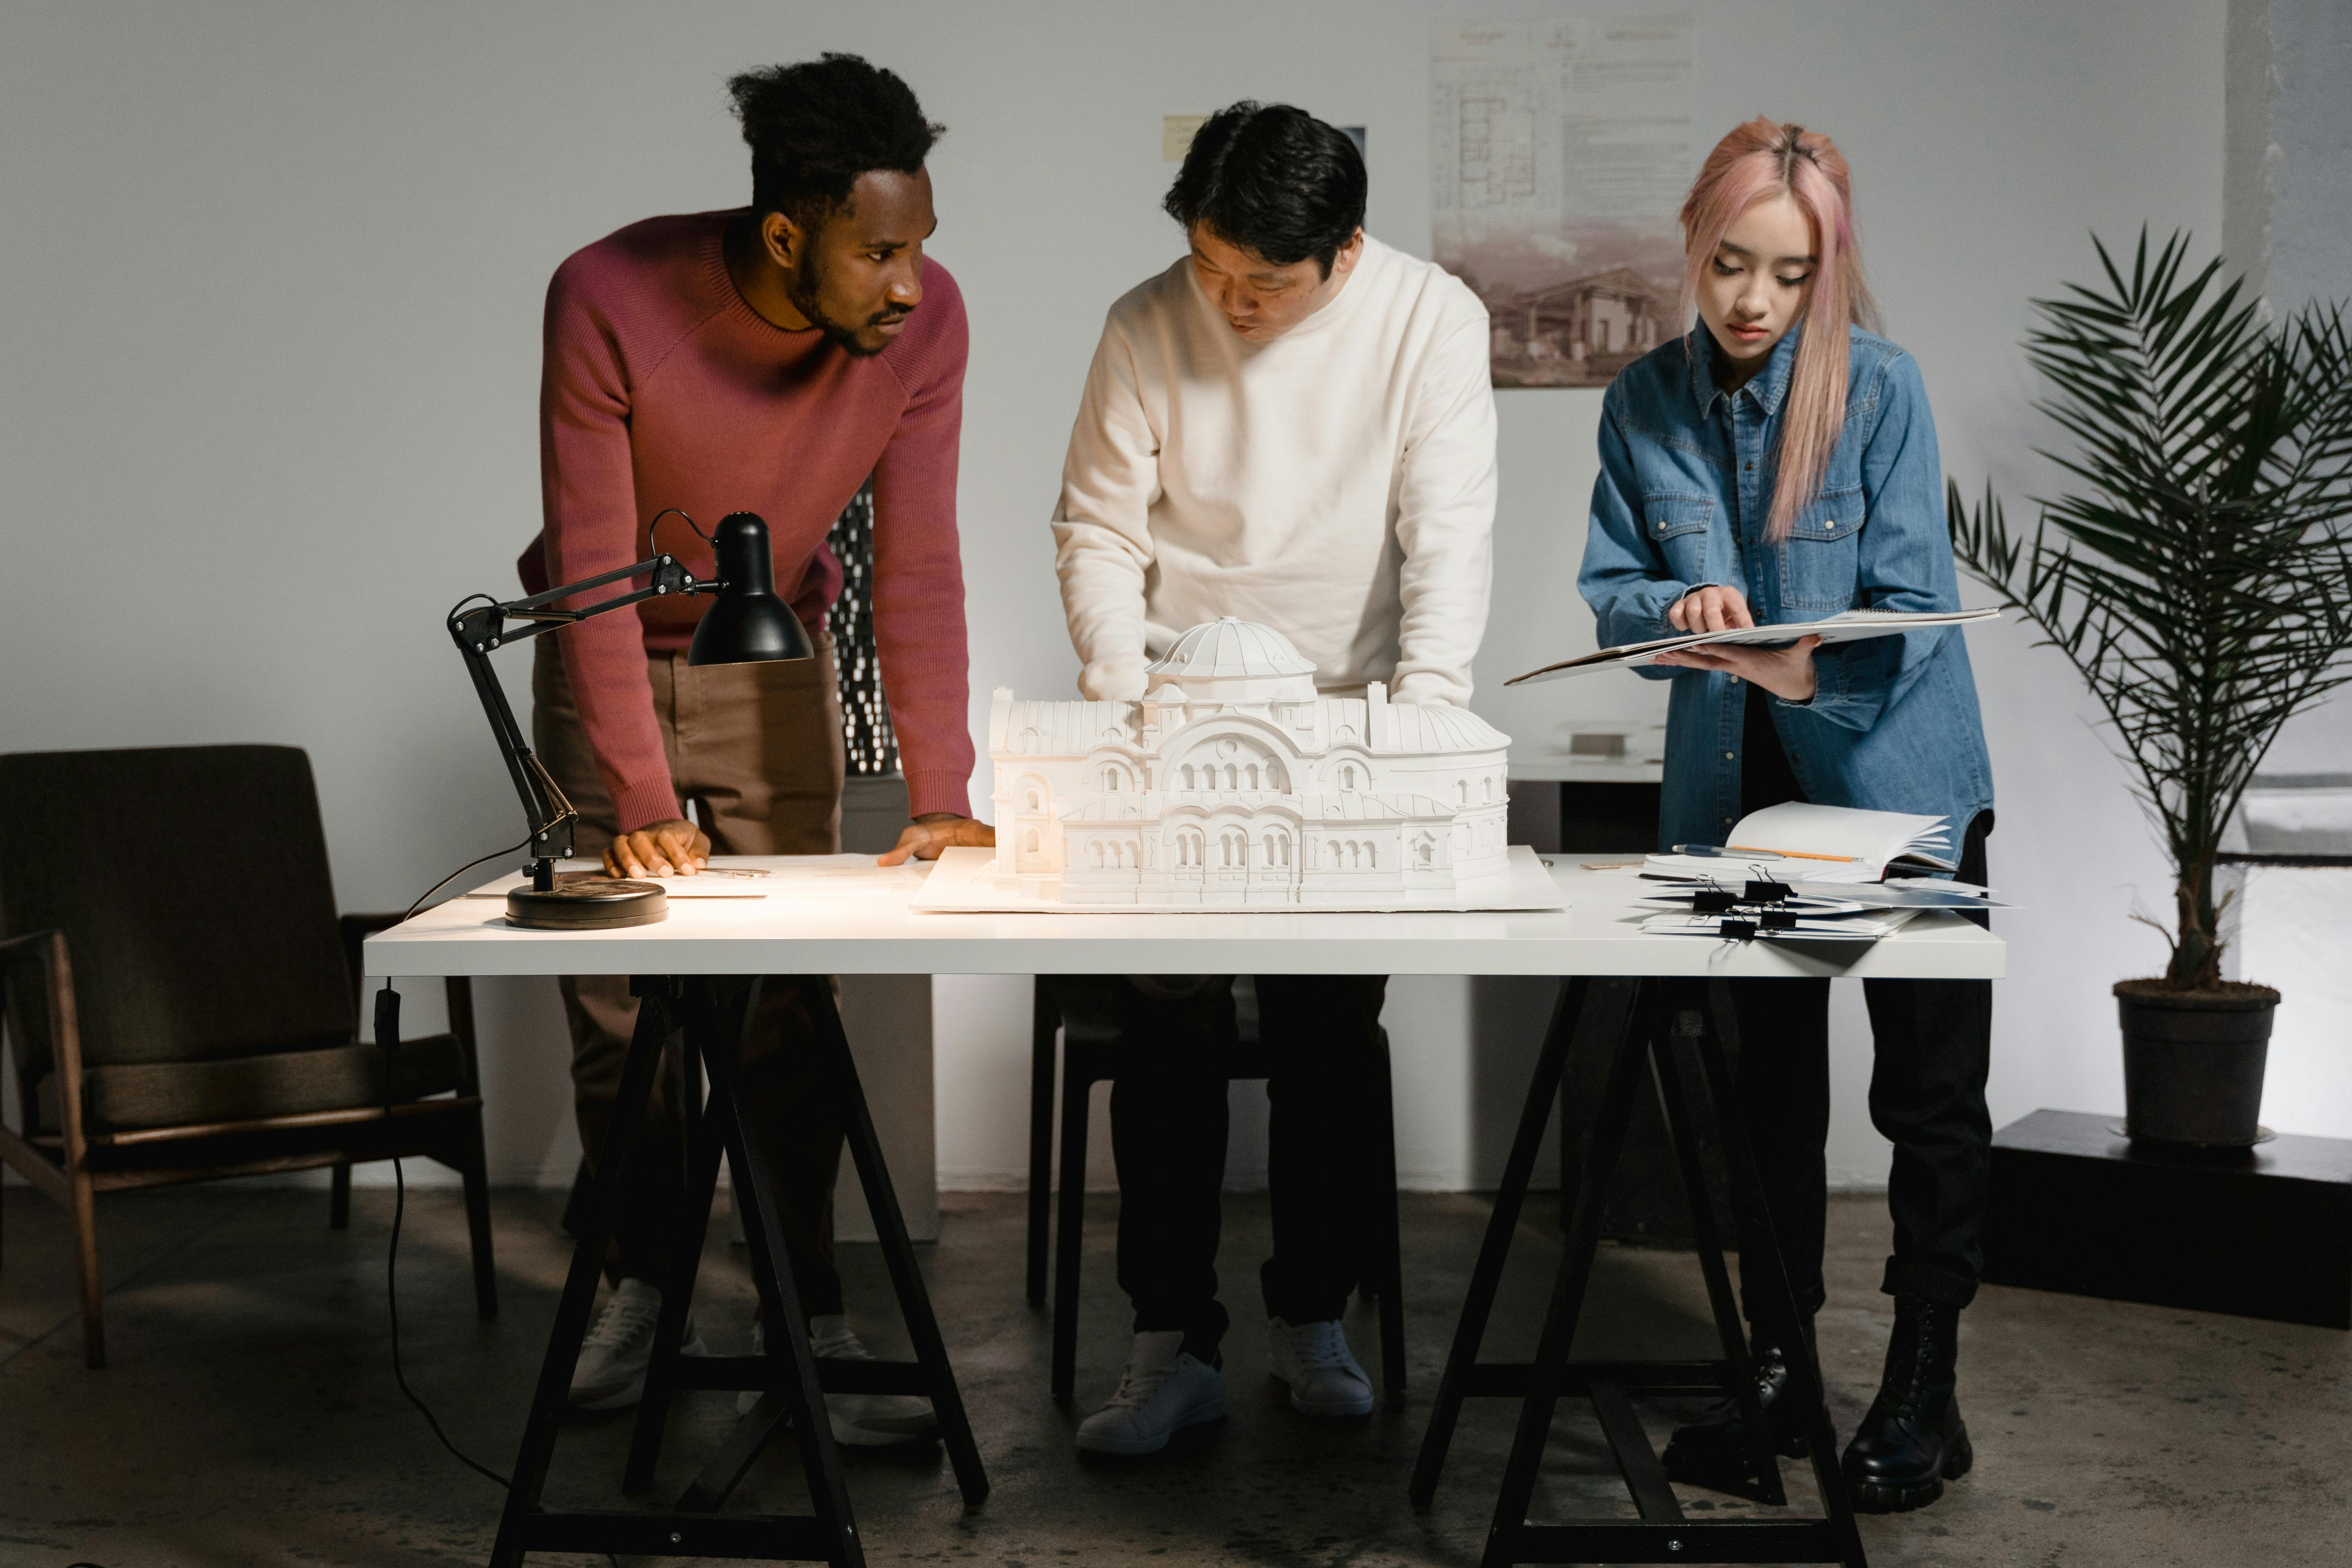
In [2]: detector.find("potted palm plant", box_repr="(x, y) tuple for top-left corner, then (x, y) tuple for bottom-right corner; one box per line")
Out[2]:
(1948, 231), (2352, 1146)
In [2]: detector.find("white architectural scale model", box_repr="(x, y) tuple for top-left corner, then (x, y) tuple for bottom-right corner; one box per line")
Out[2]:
(987, 618), (1512, 907)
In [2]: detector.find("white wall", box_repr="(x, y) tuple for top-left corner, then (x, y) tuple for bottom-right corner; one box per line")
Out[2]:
(5, 2), (2270, 1200)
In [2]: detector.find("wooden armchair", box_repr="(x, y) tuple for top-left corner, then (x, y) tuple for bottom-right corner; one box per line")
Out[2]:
(0, 744), (495, 1368)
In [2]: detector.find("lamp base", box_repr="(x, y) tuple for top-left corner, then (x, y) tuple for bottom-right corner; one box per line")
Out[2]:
(505, 876), (669, 930)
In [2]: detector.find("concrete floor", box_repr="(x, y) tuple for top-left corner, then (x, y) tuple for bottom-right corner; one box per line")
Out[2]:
(1, 1181), (2345, 1568)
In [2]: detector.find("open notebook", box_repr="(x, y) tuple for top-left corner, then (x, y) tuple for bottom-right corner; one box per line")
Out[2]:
(1643, 802), (1956, 884)
(1506, 607), (1999, 685)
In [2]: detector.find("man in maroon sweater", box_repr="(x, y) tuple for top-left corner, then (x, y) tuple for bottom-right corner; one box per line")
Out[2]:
(527, 55), (989, 1435)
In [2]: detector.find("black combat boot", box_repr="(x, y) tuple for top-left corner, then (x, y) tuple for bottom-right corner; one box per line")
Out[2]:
(1842, 1293), (1972, 1513)
(1661, 1316), (1817, 1490)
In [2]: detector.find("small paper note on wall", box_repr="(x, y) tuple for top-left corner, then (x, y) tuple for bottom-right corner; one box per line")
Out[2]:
(1163, 114), (1209, 162)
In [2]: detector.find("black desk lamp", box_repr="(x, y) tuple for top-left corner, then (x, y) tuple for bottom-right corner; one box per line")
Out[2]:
(446, 510), (811, 929)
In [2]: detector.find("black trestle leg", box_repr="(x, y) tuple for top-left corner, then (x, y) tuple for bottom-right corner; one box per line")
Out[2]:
(697, 977), (865, 1566)
(625, 993), (741, 1495)
(797, 974), (991, 1508)
(486, 973), (986, 1567)
(1480, 980), (1660, 1568)
(1417, 974), (1864, 1568)
(1675, 983), (1867, 1566)
(1411, 974), (1612, 1507)
(1649, 1002), (1786, 1507)
(488, 978), (678, 1568)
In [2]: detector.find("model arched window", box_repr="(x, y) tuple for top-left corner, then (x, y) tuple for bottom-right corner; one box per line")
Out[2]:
(1340, 764), (1359, 791)
(1484, 775), (1496, 801)
(1246, 763), (1260, 790)
(1416, 836), (1433, 868)
(1457, 779), (1470, 805)
(1104, 768), (1122, 791)
(1366, 841), (1378, 869)
(1180, 764), (1196, 790)
(1087, 840), (1104, 869)
(1025, 828), (1040, 855)
(1025, 788), (1041, 812)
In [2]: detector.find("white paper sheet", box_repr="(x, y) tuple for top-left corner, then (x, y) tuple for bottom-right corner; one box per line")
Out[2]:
(457, 854), (921, 899)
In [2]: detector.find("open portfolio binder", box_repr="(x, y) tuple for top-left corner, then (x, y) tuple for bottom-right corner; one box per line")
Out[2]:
(1647, 801), (1957, 882)
(1506, 606), (2000, 684)
(1633, 803), (2010, 942)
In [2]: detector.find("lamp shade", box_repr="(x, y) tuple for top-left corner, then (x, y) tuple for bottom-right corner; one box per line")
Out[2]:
(688, 511), (815, 666)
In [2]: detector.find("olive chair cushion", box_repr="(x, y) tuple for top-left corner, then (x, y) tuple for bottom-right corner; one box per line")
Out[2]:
(0, 744), (464, 1133)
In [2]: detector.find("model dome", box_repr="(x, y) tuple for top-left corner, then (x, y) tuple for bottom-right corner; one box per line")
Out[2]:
(1145, 617), (1317, 702)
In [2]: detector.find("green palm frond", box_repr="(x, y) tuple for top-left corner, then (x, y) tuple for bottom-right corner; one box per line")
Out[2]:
(1948, 230), (2352, 988)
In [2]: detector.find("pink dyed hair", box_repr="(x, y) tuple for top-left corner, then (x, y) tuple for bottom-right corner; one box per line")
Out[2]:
(1678, 118), (1881, 541)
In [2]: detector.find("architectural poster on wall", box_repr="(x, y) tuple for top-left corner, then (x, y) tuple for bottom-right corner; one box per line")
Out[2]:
(1430, 12), (1694, 387)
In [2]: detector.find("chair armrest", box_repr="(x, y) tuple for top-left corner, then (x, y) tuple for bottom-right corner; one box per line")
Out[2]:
(444, 975), (481, 1095)
(0, 927), (64, 960)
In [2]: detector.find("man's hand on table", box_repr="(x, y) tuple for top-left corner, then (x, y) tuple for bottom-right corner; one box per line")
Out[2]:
(878, 814), (995, 866)
(604, 818), (711, 879)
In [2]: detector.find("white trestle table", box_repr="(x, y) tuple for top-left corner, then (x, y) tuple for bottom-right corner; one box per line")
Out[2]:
(367, 856), (2002, 1568)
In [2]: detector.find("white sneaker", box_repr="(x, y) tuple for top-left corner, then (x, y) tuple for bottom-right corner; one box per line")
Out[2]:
(737, 1316), (941, 1447)
(1267, 1316), (1374, 1419)
(568, 1278), (705, 1412)
(1075, 1330), (1228, 1456)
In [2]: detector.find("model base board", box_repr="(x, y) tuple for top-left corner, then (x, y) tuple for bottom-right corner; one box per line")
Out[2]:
(908, 845), (1566, 915)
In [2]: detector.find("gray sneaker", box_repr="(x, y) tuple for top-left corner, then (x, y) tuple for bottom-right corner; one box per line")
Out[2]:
(568, 1279), (705, 1412)
(737, 1316), (940, 1447)
(1266, 1316), (1374, 1419)
(1076, 1330), (1228, 1456)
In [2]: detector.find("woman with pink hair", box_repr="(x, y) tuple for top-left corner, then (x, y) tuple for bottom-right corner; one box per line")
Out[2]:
(1580, 118), (1994, 1515)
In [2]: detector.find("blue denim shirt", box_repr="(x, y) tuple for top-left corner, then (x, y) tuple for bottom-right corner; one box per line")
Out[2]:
(1577, 323), (1994, 852)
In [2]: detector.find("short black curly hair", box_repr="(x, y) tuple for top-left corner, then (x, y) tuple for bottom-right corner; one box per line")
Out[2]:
(727, 55), (944, 233)
(1164, 102), (1366, 277)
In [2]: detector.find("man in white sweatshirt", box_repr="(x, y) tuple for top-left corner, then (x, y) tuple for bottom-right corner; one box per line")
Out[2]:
(1052, 102), (1497, 1458)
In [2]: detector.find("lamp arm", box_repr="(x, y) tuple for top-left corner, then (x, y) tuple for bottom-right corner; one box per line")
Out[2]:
(445, 553), (711, 890)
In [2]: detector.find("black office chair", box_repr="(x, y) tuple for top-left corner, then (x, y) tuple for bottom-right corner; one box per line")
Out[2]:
(1026, 974), (1407, 1407)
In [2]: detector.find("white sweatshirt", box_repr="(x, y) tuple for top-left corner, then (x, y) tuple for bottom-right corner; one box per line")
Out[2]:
(1052, 236), (1498, 707)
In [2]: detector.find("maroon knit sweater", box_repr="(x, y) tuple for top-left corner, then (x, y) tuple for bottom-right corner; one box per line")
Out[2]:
(522, 210), (974, 832)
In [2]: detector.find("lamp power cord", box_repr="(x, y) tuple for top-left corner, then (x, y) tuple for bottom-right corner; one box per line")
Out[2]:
(371, 835), (623, 1568)
(376, 834), (527, 1494)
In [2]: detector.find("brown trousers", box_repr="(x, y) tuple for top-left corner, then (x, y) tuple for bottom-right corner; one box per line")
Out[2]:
(531, 635), (849, 1307)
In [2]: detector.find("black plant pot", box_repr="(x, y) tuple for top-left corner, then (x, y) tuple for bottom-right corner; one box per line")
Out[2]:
(2115, 980), (2280, 1147)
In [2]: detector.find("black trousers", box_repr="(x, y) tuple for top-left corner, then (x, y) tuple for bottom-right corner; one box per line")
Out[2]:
(1729, 681), (1994, 1324)
(1108, 974), (1390, 1359)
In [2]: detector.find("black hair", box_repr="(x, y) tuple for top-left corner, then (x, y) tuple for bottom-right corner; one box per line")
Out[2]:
(727, 55), (944, 233)
(1163, 102), (1366, 277)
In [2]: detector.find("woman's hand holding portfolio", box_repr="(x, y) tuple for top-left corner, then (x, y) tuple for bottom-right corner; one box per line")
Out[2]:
(1657, 585), (1822, 702)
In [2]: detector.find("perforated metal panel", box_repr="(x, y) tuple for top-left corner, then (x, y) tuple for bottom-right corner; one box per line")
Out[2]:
(824, 481), (899, 777)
